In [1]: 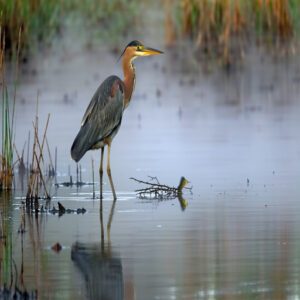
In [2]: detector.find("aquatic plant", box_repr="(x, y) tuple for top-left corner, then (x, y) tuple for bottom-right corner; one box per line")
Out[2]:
(0, 0), (60, 55)
(168, 0), (300, 63)
(0, 86), (13, 190)
(0, 31), (15, 190)
(64, 0), (139, 43)
(0, 0), (139, 57)
(0, 195), (38, 298)
(25, 108), (51, 208)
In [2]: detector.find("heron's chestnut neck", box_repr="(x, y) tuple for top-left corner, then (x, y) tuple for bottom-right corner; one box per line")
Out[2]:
(122, 51), (136, 109)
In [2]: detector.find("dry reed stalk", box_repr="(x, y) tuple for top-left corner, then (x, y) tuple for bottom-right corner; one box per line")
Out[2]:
(274, 0), (293, 38)
(33, 151), (50, 200)
(175, 0), (297, 63)
(26, 109), (51, 205)
(45, 137), (55, 176)
(165, 0), (177, 47)
(182, 0), (193, 37)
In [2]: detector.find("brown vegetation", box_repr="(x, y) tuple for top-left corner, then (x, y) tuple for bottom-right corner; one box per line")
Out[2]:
(166, 0), (299, 63)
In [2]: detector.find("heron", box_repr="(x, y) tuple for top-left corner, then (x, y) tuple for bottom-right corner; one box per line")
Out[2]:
(71, 40), (163, 200)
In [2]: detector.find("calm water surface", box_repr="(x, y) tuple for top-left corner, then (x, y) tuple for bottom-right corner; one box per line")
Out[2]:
(1, 46), (300, 299)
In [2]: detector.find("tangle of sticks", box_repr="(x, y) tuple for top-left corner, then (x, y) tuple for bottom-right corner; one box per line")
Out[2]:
(130, 176), (191, 199)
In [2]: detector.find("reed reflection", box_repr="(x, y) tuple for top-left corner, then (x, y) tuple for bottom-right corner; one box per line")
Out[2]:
(0, 191), (38, 298)
(71, 199), (123, 300)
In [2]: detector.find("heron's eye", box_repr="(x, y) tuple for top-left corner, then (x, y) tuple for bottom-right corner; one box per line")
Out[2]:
(137, 46), (143, 51)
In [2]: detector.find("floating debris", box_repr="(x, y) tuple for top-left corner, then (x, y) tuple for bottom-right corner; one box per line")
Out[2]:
(130, 176), (191, 199)
(55, 181), (93, 188)
(0, 285), (37, 299)
(130, 176), (191, 211)
(49, 202), (86, 216)
(24, 202), (86, 216)
(51, 242), (62, 253)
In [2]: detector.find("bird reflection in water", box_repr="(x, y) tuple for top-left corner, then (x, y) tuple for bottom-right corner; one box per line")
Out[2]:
(71, 199), (123, 300)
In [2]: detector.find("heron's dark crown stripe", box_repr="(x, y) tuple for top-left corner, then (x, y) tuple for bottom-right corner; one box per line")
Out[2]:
(126, 40), (143, 47)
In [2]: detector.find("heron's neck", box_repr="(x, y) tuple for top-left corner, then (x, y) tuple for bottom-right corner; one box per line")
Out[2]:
(122, 55), (136, 109)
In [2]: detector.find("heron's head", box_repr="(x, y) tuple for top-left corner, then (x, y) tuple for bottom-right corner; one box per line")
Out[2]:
(119, 40), (163, 62)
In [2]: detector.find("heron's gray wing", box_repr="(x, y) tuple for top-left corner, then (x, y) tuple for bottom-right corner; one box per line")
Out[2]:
(71, 76), (124, 162)
(81, 76), (124, 127)
(81, 85), (101, 127)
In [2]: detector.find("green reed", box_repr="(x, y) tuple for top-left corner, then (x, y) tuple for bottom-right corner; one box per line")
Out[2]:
(1, 80), (14, 190)
(0, 26), (19, 190)
(0, 0), (60, 55)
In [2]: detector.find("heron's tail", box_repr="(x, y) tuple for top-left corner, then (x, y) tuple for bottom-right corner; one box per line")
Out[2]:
(71, 125), (91, 162)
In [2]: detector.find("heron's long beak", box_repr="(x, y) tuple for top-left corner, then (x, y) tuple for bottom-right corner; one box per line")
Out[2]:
(141, 47), (164, 56)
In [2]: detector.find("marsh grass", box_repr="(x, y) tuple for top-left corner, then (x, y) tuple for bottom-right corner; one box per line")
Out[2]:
(0, 0), (139, 57)
(168, 0), (300, 63)
(63, 0), (138, 43)
(0, 29), (17, 191)
(0, 86), (13, 190)
(0, 0), (60, 56)
(25, 106), (51, 209)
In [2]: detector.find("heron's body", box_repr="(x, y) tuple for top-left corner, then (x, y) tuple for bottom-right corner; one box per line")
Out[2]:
(71, 75), (124, 161)
(71, 41), (163, 200)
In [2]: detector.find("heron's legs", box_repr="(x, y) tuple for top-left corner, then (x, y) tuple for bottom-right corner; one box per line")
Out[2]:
(99, 147), (104, 200)
(107, 142), (117, 200)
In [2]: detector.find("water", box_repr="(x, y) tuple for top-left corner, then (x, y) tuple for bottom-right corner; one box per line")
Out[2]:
(1, 44), (300, 299)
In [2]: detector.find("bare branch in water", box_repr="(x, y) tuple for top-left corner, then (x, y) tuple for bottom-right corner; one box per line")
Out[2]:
(130, 176), (191, 199)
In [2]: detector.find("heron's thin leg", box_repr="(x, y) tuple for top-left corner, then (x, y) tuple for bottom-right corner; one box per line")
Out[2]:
(99, 147), (104, 200)
(107, 142), (117, 200)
